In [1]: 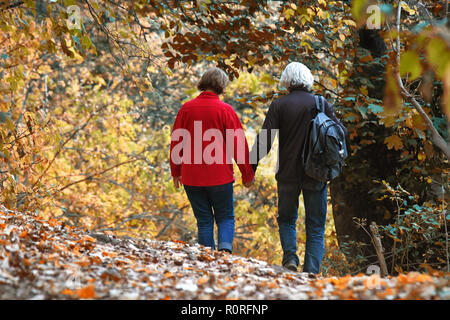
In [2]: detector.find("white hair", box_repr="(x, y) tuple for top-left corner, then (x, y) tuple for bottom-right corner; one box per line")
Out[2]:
(279, 62), (314, 91)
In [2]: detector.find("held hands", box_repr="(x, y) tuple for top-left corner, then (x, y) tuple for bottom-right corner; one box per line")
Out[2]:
(243, 177), (255, 188)
(173, 176), (181, 189)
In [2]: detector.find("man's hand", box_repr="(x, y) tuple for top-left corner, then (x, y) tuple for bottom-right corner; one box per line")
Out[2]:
(173, 176), (181, 189)
(243, 178), (255, 188)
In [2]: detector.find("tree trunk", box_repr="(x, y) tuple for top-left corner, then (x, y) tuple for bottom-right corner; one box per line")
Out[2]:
(330, 28), (398, 272)
(330, 140), (400, 271)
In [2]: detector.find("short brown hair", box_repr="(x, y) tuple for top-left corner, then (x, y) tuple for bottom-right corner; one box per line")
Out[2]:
(197, 68), (229, 95)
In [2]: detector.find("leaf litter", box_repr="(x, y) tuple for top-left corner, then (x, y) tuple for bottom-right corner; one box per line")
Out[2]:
(0, 206), (448, 300)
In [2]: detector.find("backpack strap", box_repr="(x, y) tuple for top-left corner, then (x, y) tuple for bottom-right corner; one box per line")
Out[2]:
(315, 95), (325, 113)
(312, 95), (320, 119)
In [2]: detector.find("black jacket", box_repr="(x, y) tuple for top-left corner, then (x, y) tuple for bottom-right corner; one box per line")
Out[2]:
(250, 89), (347, 190)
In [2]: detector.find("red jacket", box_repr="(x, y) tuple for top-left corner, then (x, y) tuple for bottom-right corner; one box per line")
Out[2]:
(170, 91), (254, 186)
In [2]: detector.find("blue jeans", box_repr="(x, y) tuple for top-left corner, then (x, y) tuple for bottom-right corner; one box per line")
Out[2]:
(184, 182), (234, 252)
(277, 182), (328, 274)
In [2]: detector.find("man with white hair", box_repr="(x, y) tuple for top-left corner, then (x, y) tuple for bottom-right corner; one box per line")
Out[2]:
(251, 62), (346, 274)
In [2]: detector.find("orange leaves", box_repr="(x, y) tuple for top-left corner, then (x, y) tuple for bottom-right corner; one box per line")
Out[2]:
(360, 55), (374, 63)
(102, 251), (118, 258)
(77, 235), (96, 251)
(74, 258), (91, 268)
(284, 273), (294, 280)
(258, 281), (279, 289)
(47, 218), (62, 228)
(3, 206), (449, 300)
(197, 253), (214, 262)
(0, 12), (56, 213)
(197, 277), (209, 286)
(363, 274), (382, 289)
(384, 135), (404, 151)
(23, 258), (31, 267)
(397, 272), (433, 285)
(331, 274), (352, 290)
(266, 281), (279, 289)
(375, 287), (395, 299)
(100, 269), (121, 282)
(315, 288), (323, 298)
(89, 255), (102, 265)
(72, 246), (81, 256)
(62, 285), (96, 299)
(411, 113), (427, 132)
(61, 288), (74, 295)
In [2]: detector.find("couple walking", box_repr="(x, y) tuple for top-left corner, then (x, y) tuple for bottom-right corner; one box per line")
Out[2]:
(169, 62), (346, 274)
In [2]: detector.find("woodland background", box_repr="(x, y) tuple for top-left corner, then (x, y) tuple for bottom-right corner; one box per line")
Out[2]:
(0, 0), (449, 277)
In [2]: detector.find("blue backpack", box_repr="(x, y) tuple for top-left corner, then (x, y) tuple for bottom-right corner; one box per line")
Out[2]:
(301, 96), (347, 182)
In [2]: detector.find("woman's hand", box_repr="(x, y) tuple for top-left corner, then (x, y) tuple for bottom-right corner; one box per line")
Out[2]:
(173, 176), (181, 189)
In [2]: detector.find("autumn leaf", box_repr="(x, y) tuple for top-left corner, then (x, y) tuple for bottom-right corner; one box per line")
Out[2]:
(351, 0), (368, 23)
(76, 285), (96, 299)
(81, 235), (97, 243)
(284, 8), (295, 20)
(384, 135), (403, 150)
(400, 51), (422, 81)
(400, 2), (416, 15)
(61, 289), (75, 295)
(426, 38), (450, 79)
(74, 259), (90, 267)
(360, 55), (373, 63)
(359, 86), (368, 96)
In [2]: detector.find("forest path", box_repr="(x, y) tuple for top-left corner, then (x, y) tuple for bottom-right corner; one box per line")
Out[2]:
(0, 206), (448, 300)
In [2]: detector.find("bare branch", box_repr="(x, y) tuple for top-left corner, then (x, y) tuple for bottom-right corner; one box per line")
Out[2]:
(394, 1), (450, 161)
(156, 205), (189, 238)
(369, 222), (389, 277)
(32, 112), (96, 189)
(56, 156), (143, 193)
(446, 0), (449, 19)
(1, 1), (24, 10)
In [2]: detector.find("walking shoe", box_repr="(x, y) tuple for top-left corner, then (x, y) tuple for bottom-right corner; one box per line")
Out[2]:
(283, 260), (298, 272)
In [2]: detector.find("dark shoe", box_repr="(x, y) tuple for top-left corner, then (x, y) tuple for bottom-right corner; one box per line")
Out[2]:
(283, 260), (298, 272)
(219, 248), (232, 254)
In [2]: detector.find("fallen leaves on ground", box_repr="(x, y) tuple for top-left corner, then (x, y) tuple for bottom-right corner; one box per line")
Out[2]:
(0, 206), (448, 300)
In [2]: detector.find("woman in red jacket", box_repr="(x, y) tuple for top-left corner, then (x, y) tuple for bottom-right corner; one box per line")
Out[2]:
(170, 68), (254, 253)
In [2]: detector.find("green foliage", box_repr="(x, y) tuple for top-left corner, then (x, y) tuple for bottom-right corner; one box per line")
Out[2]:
(377, 180), (449, 273)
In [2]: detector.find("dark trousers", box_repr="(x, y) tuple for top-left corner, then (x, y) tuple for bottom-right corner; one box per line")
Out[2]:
(277, 182), (328, 274)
